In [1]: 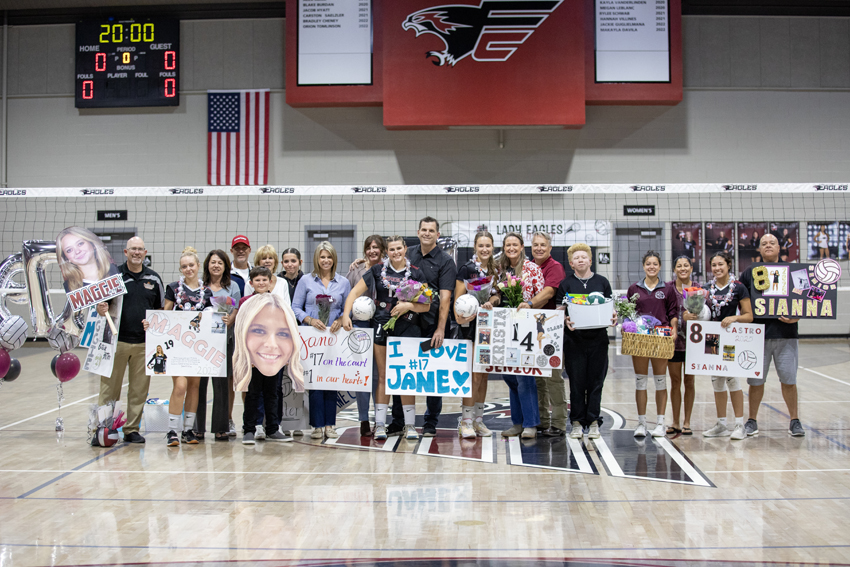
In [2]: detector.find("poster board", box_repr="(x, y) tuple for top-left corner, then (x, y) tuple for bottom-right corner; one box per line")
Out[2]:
(299, 327), (374, 392)
(472, 308), (564, 376)
(743, 261), (839, 319)
(385, 337), (473, 397)
(81, 304), (119, 377)
(145, 310), (228, 377)
(685, 321), (764, 379)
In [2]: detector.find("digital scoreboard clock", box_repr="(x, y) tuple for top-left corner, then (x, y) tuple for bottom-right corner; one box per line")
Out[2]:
(75, 18), (179, 108)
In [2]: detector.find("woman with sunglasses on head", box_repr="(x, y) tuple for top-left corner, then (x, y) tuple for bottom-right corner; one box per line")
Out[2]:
(627, 251), (679, 439)
(341, 236), (429, 441)
(453, 231), (501, 438)
(667, 255), (697, 436)
(346, 235), (388, 436)
(497, 232), (545, 440)
(683, 251), (752, 440)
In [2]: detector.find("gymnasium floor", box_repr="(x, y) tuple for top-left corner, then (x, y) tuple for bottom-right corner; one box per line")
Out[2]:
(1, 340), (849, 567)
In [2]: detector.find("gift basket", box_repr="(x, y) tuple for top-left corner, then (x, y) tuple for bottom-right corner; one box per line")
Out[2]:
(615, 294), (675, 359)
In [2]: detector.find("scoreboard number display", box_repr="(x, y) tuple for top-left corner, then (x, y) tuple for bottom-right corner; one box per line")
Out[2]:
(75, 18), (179, 108)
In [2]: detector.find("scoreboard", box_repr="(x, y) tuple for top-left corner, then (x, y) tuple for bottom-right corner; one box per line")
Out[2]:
(75, 17), (179, 108)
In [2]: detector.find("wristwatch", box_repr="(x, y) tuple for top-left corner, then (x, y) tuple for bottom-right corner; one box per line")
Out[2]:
(528, 299), (533, 308)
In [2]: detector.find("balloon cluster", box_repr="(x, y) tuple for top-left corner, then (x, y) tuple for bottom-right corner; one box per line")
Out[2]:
(0, 241), (83, 385)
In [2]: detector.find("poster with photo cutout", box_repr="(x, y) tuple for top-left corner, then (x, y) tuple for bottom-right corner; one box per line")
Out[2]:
(472, 308), (564, 376)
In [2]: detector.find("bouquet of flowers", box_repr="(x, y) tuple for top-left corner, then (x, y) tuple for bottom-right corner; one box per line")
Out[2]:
(683, 286), (707, 314)
(383, 280), (433, 331)
(210, 295), (237, 314)
(464, 275), (495, 305)
(497, 274), (525, 308)
(614, 293), (640, 322)
(315, 294), (335, 325)
(622, 314), (662, 335)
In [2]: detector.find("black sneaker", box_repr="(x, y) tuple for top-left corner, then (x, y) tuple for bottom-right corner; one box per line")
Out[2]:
(386, 422), (404, 437)
(181, 430), (199, 444)
(166, 430), (180, 447)
(789, 419), (805, 437)
(422, 425), (437, 437)
(124, 431), (146, 444)
(744, 419), (759, 436)
(543, 427), (566, 437)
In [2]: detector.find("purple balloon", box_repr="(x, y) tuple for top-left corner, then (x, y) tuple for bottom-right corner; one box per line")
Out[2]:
(0, 348), (10, 378)
(55, 352), (81, 383)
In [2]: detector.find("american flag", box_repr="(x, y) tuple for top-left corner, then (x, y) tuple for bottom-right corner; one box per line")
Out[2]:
(207, 89), (269, 186)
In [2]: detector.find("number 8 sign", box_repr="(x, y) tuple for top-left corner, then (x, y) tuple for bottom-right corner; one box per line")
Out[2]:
(685, 321), (765, 379)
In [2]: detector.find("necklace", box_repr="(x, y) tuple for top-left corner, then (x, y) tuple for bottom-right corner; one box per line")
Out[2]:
(575, 272), (593, 289)
(708, 279), (735, 318)
(380, 257), (411, 296)
(175, 276), (207, 311)
(471, 254), (488, 278)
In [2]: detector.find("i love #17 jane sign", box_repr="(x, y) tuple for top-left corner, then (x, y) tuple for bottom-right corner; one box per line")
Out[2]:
(384, 338), (473, 397)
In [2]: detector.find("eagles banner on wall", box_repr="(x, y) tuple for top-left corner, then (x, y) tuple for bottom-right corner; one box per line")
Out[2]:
(450, 220), (612, 248)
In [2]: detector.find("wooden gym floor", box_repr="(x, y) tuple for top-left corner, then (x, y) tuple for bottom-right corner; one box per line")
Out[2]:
(0, 340), (849, 567)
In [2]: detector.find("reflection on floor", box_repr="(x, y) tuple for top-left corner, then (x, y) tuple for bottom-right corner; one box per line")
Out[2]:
(63, 559), (850, 567)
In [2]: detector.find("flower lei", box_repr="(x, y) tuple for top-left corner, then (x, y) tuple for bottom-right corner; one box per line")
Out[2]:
(380, 257), (411, 297)
(708, 279), (735, 319)
(174, 276), (207, 311)
(471, 254), (487, 278)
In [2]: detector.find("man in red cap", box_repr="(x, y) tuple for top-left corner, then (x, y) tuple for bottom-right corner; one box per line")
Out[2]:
(230, 235), (252, 296)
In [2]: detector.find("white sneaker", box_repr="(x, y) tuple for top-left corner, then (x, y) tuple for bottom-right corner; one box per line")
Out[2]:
(730, 423), (746, 440)
(458, 419), (476, 439)
(569, 421), (583, 439)
(310, 427), (323, 439)
(255, 424), (266, 440)
(634, 422), (648, 437)
(324, 426), (339, 439)
(703, 421), (731, 437)
(374, 424), (387, 440)
(501, 424), (523, 437)
(588, 422), (600, 439)
(403, 425), (419, 440)
(650, 423), (666, 438)
(473, 419), (492, 437)
(521, 427), (537, 439)
(228, 419), (237, 437)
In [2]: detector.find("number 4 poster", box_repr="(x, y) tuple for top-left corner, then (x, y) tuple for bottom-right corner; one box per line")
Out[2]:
(145, 310), (228, 377)
(472, 308), (564, 376)
(685, 321), (764, 379)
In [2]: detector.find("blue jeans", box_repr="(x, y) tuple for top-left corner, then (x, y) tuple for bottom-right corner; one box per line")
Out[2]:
(503, 374), (540, 428)
(354, 319), (374, 421)
(309, 390), (338, 428)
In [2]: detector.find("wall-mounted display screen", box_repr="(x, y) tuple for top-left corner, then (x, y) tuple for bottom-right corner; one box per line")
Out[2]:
(297, 0), (372, 86)
(75, 17), (179, 108)
(595, 0), (670, 82)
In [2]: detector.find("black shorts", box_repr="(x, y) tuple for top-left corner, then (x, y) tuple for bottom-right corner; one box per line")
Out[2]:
(458, 320), (478, 342)
(669, 350), (686, 363)
(374, 315), (421, 346)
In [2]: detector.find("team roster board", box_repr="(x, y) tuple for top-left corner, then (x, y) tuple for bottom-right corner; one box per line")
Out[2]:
(473, 308), (564, 376)
(595, 0), (670, 82)
(298, 0), (372, 85)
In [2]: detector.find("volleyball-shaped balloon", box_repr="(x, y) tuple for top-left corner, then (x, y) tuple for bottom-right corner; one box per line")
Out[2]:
(95, 427), (119, 447)
(814, 259), (841, 285)
(454, 294), (479, 318)
(47, 326), (80, 353)
(351, 296), (376, 321)
(0, 316), (28, 351)
(587, 292), (606, 305)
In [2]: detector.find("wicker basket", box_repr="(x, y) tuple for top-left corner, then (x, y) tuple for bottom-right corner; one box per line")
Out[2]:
(621, 332), (675, 359)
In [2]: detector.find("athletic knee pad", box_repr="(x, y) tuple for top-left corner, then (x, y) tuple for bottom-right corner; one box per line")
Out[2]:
(711, 376), (726, 393)
(653, 374), (667, 391)
(635, 374), (648, 391)
(726, 376), (742, 392)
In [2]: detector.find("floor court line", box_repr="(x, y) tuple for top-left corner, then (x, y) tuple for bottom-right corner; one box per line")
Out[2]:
(0, 381), (128, 431)
(0, 542), (848, 553)
(799, 365), (850, 387)
(16, 443), (129, 499)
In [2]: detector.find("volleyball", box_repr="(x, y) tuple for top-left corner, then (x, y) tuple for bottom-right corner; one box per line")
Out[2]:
(737, 350), (758, 371)
(351, 296), (376, 321)
(347, 330), (372, 354)
(95, 427), (119, 448)
(814, 259), (841, 285)
(588, 292), (606, 305)
(0, 316), (28, 351)
(47, 326), (80, 354)
(454, 294), (479, 318)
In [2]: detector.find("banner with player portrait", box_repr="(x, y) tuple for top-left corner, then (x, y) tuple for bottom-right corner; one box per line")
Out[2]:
(743, 261), (840, 319)
(145, 310), (228, 377)
(808, 222), (839, 260)
(472, 308), (564, 376)
(299, 327), (374, 392)
(704, 222), (735, 275)
(672, 222), (703, 279)
(685, 321), (765, 379)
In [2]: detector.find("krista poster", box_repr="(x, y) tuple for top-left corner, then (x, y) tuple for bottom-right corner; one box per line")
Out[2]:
(299, 327), (374, 393)
(472, 308), (564, 376)
(145, 310), (228, 377)
(744, 260), (840, 319)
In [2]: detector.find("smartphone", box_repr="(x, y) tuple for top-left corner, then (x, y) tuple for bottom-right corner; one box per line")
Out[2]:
(420, 339), (434, 352)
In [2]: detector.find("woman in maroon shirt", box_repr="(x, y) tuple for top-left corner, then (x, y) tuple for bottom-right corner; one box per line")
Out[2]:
(626, 251), (679, 439)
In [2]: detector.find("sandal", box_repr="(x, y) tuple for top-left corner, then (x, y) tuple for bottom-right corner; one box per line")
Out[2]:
(215, 433), (229, 441)
(682, 427), (693, 436)
(666, 426), (681, 435)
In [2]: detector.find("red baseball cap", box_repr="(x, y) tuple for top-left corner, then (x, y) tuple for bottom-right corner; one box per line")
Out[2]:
(231, 235), (250, 248)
